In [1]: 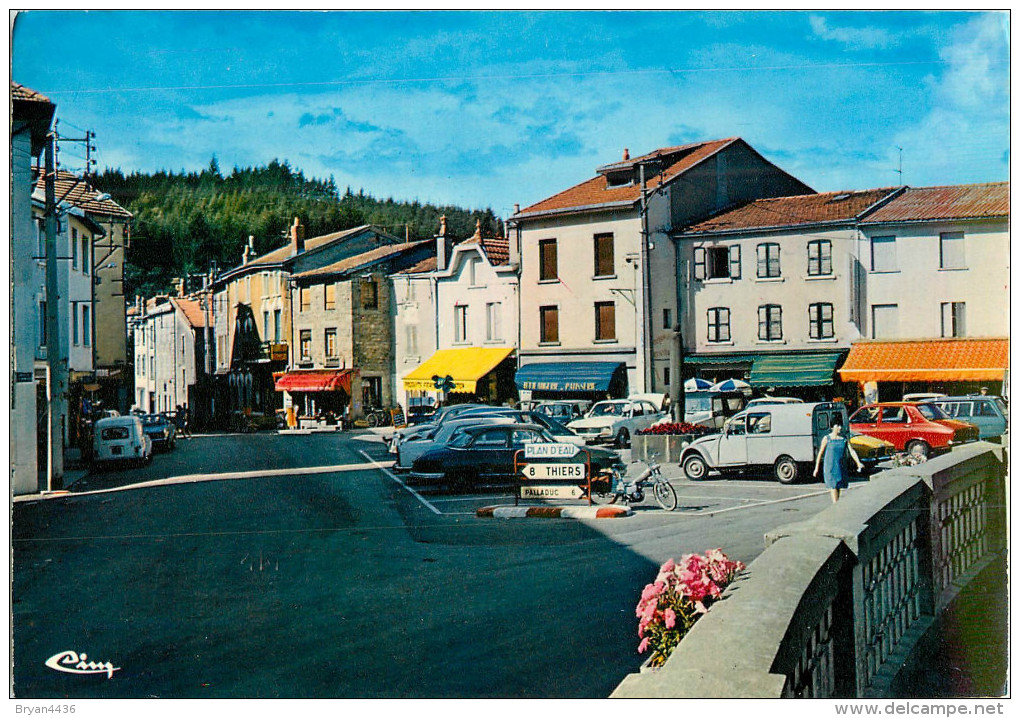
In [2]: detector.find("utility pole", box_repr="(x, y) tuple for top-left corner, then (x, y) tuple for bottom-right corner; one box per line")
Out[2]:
(43, 134), (65, 489)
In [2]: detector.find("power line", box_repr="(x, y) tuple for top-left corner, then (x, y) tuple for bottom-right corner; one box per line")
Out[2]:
(36, 58), (961, 96)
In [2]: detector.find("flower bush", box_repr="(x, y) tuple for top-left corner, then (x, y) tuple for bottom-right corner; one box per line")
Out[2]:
(637, 422), (714, 436)
(635, 550), (745, 667)
(891, 451), (928, 467)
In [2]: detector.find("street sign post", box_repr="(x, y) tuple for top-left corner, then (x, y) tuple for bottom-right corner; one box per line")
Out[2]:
(514, 445), (593, 507)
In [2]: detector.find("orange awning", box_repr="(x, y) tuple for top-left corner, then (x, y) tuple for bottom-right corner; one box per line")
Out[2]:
(838, 339), (1008, 383)
(275, 369), (353, 393)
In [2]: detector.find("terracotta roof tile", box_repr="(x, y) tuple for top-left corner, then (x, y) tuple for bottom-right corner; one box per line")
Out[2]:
(480, 237), (509, 266)
(172, 298), (207, 328)
(396, 256), (438, 275)
(246, 224), (379, 268)
(838, 338), (1009, 382)
(682, 188), (901, 234)
(516, 138), (738, 217)
(293, 240), (429, 279)
(34, 170), (132, 219)
(861, 182), (1009, 224)
(11, 82), (52, 104)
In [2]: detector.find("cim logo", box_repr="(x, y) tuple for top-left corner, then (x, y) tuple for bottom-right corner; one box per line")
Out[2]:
(45, 650), (120, 679)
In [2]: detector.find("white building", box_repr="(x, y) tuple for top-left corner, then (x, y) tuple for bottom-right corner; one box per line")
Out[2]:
(396, 222), (519, 408)
(133, 295), (208, 414)
(390, 255), (438, 412)
(11, 82), (55, 495)
(509, 138), (812, 401)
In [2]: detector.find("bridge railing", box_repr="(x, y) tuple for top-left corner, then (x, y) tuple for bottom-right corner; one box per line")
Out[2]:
(610, 442), (1006, 699)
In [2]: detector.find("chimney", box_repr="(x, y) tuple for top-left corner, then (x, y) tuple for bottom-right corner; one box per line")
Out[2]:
(290, 217), (305, 256)
(242, 235), (255, 265)
(508, 205), (521, 268)
(436, 215), (452, 272)
(623, 148), (630, 161)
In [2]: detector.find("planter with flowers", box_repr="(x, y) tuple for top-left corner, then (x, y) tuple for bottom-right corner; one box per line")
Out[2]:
(636, 550), (745, 671)
(634, 422), (716, 462)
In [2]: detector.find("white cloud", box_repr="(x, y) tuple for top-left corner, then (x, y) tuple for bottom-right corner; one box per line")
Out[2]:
(808, 15), (896, 50)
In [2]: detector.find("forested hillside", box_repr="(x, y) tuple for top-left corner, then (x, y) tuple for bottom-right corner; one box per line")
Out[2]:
(96, 158), (504, 297)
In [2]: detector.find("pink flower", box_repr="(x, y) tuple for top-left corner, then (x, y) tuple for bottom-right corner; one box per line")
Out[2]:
(641, 581), (665, 602)
(638, 637), (650, 654)
(660, 558), (676, 574)
(663, 608), (676, 629)
(705, 548), (726, 563)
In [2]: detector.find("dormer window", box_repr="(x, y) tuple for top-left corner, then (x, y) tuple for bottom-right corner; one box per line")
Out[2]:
(604, 170), (634, 188)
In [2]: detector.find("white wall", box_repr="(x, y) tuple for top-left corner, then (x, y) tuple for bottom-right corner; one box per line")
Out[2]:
(132, 301), (197, 414)
(391, 273), (437, 410)
(860, 220), (1008, 340)
(436, 245), (518, 351)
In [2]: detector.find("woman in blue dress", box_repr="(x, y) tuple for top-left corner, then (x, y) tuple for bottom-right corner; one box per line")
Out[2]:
(813, 416), (864, 503)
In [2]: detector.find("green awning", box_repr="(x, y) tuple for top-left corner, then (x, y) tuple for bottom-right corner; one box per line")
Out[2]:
(683, 353), (757, 365)
(749, 352), (844, 387)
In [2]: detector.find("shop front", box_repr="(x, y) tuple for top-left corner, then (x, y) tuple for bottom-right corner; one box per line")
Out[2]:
(402, 347), (516, 407)
(838, 338), (1009, 402)
(275, 368), (361, 428)
(513, 361), (628, 402)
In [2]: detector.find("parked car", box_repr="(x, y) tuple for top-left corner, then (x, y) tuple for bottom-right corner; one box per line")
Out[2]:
(409, 423), (622, 489)
(902, 392), (948, 403)
(395, 415), (516, 470)
(533, 401), (591, 422)
(141, 413), (177, 452)
(745, 396), (804, 409)
(849, 432), (896, 469)
(454, 407), (585, 446)
(679, 402), (848, 484)
(683, 390), (748, 429)
(387, 403), (490, 453)
(567, 397), (667, 448)
(93, 416), (153, 466)
(848, 402), (979, 459)
(922, 395), (1008, 441)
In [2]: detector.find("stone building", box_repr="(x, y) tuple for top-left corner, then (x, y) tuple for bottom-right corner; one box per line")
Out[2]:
(281, 240), (434, 419)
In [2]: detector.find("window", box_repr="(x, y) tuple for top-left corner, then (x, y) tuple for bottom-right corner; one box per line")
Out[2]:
(362, 279), (378, 309)
(82, 305), (90, 347)
(662, 308), (672, 330)
(362, 377), (382, 409)
(748, 413), (772, 434)
(809, 303), (834, 339)
(594, 233), (614, 277)
(539, 239), (558, 281)
(473, 429), (509, 447)
(694, 245), (741, 280)
(540, 306), (559, 344)
(299, 329), (312, 360)
(595, 301), (616, 341)
(881, 406), (907, 423)
(36, 218), (44, 258)
(81, 237), (89, 274)
(324, 283), (336, 310)
(299, 287), (310, 312)
(871, 235), (897, 272)
(940, 302), (966, 338)
(756, 243), (781, 278)
(758, 305), (783, 341)
(940, 232), (965, 269)
(406, 324), (419, 355)
(273, 309), (281, 341)
(454, 305), (468, 343)
(707, 307), (731, 342)
(871, 304), (899, 339)
(485, 302), (502, 342)
(263, 311), (270, 340)
(325, 328), (337, 357)
(663, 367), (670, 386)
(807, 240), (832, 276)
(71, 302), (80, 345)
(71, 228), (79, 269)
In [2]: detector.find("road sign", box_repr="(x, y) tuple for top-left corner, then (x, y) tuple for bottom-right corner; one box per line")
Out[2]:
(519, 485), (585, 500)
(520, 463), (586, 480)
(524, 443), (579, 459)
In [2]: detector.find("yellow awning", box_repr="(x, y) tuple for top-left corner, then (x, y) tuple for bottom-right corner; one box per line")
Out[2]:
(402, 347), (515, 393)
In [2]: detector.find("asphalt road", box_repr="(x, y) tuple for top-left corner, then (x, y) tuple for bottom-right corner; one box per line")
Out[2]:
(13, 430), (844, 698)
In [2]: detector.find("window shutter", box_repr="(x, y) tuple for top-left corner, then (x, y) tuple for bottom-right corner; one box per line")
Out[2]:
(758, 306), (767, 339)
(729, 245), (741, 279)
(693, 247), (706, 280)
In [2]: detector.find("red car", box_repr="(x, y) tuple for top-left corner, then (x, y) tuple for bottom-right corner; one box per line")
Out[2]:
(849, 402), (979, 459)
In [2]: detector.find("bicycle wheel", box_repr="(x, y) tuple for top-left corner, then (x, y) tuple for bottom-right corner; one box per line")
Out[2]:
(587, 476), (617, 505)
(367, 412), (380, 428)
(653, 480), (678, 511)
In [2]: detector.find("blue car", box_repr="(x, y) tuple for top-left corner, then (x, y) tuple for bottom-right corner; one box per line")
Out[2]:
(141, 413), (177, 451)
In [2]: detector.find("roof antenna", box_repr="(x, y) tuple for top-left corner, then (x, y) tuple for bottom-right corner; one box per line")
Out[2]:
(893, 146), (903, 185)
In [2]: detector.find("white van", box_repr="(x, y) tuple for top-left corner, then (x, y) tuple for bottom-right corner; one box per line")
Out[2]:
(679, 402), (848, 484)
(93, 416), (153, 465)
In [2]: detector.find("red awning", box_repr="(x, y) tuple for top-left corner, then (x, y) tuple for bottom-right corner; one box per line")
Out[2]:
(275, 369), (353, 393)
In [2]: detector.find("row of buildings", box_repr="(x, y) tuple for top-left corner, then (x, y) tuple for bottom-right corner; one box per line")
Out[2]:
(12, 83), (134, 495)
(130, 138), (1008, 432)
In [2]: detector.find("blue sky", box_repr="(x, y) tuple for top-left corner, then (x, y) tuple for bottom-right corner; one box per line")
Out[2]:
(12, 11), (1009, 216)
